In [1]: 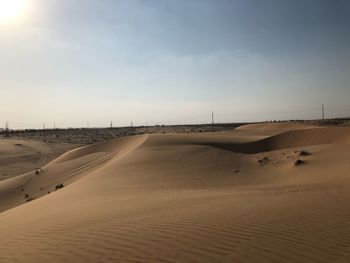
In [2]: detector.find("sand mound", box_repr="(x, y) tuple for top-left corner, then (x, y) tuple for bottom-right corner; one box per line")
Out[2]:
(141, 127), (350, 154)
(256, 127), (350, 150)
(1, 129), (350, 262)
(0, 135), (147, 212)
(237, 122), (317, 135)
(0, 139), (79, 181)
(210, 127), (350, 153)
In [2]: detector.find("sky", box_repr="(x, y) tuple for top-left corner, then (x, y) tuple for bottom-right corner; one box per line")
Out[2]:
(1, 0), (350, 129)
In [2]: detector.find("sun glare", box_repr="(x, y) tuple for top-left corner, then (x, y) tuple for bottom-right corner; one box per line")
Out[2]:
(0, 0), (28, 24)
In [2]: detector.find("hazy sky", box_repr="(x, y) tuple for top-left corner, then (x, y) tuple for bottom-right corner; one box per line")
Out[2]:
(1, 0), (350, 128)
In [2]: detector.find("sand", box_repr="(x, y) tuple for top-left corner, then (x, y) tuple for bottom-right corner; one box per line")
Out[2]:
(1, 123), (350, 262)
(236, 121), (318, 135)
(0, 139), (80, 181)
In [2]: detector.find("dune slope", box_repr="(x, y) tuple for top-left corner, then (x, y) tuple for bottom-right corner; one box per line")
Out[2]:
(1, 128), (350, 262)
(236, 122), (317, 135)
(0, 139), (79, 181)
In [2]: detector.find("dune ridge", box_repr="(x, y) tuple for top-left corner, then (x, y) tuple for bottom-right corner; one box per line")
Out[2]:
(209, 127), (350, 153)
(236, 122), (318, 135)
(0, 139), (79, 181)
(0, 135), (147, 212)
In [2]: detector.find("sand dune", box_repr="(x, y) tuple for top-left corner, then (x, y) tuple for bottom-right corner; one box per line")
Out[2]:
(0, 136), (146, 212)
(0, 139), (79, 181)
(236, 122), (318, 135)
(1, 126), (350, 262)
(212, 127), (350, 153)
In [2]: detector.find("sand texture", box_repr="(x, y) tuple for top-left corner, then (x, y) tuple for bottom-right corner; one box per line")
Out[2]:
(1, 123), (350, 262)
(0, 139), (80, 181)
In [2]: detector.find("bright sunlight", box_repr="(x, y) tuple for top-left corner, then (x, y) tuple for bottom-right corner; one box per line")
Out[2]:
(0, 0), (28, 24)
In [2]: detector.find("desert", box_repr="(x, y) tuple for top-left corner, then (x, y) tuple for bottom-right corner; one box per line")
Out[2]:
(1, 122), (350, 262)
(1, 0), (350, 262)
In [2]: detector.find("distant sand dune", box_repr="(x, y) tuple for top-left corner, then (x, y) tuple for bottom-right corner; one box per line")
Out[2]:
(1, 126), (350, 262)
(0, 139), (78, 181)
(143, 127), (350, 154)
(236, 122), (318, 135)
(210, 127), (350, 153)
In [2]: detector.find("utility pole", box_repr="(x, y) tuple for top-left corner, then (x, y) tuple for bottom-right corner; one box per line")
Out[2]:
(131, 121), (133, 128)
(5, 121), (9, 137)
(54, 121), (56, 129)
(110, 121), (113, 129)
(211, 111), (214, 125)
(43, 123), (46, 142)
(322, 104), (325, 124)
(87, 121), (89, 129)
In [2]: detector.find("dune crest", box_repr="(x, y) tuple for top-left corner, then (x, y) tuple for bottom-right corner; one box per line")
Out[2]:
(237, 122), (318, 135)
(0, 139), (79, 181)
(0, 135), (147, 212)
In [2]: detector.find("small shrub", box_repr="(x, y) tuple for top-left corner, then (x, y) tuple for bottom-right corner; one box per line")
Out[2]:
(55, 183), (64, 191)
(35, 168), (43, 175)
(295, 159), (306, 166)
(299, 151), (311, 156)
(258, 157), (270, 165)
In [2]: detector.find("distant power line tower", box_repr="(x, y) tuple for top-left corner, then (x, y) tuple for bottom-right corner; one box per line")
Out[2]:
(5, 121), (9, 137)
(43, 123), (46, 142)
(322, 104), (325, 123)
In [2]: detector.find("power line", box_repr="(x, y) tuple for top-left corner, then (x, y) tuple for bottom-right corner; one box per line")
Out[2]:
(216, 109), (320, 118)
(3, 107), (350, 130)
(166, 108), (325, 125)
(322, 104), (325, 123)
(326, 109), (350, 112)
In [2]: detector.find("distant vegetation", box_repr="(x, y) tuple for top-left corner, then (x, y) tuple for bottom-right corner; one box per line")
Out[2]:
(55, 184), (64, 191)
(0, 123), (245, 144)
(0, 118), (349, 144)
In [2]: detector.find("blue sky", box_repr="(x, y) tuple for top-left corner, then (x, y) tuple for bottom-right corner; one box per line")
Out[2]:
(1, 0), (350, 128)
